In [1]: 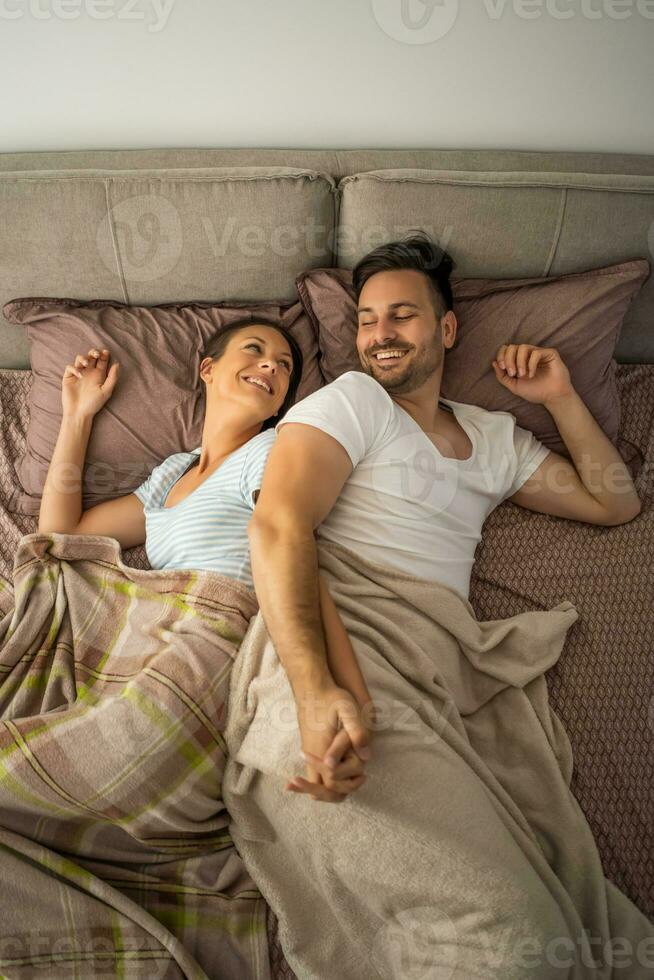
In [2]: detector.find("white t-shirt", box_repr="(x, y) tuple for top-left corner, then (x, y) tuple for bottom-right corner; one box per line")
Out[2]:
(275, 371), (550, 600)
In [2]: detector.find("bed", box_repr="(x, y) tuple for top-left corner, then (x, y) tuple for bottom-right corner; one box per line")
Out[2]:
(0, 147), (653, 979)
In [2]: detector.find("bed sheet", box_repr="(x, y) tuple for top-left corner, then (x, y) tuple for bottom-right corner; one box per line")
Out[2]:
(2, 367), (652, 979)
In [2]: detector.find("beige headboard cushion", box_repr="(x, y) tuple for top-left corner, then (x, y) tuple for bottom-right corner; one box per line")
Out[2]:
(0, 166), (336, 368)
(338, 169), (654, 364)
(1, 148), (652, 367)
(2, 147), (653, 179)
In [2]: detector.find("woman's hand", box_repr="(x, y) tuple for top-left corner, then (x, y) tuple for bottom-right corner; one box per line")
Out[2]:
(62, 347), (120, 420)
(293, 696), (377, 802)
(287, 683), (373, 803)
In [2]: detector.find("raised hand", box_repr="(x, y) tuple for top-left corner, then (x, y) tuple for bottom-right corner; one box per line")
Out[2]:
(61, 347), (120, 419)
(492, 344), (574, 406)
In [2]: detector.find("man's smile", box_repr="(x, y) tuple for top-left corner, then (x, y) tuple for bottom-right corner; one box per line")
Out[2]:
(369, 348), (412, 367)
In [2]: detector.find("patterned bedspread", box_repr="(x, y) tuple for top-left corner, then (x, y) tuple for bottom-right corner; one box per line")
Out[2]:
(1, 367), (652, 978)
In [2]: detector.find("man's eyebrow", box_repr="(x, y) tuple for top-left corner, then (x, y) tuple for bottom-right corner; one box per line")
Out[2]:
(357, 302), (420, 314)
(242, 336), (291, 359)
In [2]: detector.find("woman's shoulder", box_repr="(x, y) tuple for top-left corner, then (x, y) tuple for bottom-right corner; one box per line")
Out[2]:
(243, 427), (275, 456)
(159, 448), (201, 471)
(149, 448), (200, 487)
(134, 448), (199, 505)
(238, 428), (276, 467)
(248, 427), (276, 450)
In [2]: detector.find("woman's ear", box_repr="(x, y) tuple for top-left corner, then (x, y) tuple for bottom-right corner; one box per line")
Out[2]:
(199, 357), (212, 382)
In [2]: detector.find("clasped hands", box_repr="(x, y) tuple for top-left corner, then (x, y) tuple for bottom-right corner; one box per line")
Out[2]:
(286, 682), (376, 805)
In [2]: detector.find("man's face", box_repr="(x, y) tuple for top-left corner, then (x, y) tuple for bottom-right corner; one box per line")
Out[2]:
(356, 269), (449, 394)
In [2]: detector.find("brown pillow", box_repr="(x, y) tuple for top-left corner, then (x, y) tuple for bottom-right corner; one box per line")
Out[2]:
(4, 297), (323, 516)
(296, 261), (649, 476)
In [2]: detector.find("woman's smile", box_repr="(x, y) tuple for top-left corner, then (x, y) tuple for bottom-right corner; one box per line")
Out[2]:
(241, 374), (274, 395)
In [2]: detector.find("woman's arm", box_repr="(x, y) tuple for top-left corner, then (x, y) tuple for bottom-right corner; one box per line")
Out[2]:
(39, 346), (119, 533)
(38, 346), (145, 550)
(38, 413), (146, 548)
(317, 572), (374, 713)
(38, 411), (94, 534)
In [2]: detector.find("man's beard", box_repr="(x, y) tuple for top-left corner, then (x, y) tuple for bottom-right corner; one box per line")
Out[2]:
(361, 342), (442, 395)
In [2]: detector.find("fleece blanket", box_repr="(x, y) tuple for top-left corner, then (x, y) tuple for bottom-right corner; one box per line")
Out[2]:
(0, 532), (271, 980)
(223, 538), (654, 980)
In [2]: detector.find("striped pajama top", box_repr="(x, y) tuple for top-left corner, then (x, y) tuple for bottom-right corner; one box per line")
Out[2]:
(133, 428), (276, 589)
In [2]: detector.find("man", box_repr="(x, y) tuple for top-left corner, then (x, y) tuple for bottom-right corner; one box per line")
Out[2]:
(248, 231), (641, 803)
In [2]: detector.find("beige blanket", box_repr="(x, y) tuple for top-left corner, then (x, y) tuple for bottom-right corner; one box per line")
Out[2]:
(223, 539), (654, 980)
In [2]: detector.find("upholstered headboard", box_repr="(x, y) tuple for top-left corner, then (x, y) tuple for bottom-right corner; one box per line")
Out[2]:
(1, 147), (653, 368)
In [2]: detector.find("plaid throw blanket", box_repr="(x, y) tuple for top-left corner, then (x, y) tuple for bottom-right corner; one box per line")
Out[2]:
(0, 532), (270, 980)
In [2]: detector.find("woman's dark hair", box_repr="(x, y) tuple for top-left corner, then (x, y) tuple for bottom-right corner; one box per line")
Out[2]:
(352, 230), (456, 318)
(199, 316), (304, 431)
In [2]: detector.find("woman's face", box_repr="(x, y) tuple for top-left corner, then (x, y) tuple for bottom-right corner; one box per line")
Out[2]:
(200, 324), (294, 422)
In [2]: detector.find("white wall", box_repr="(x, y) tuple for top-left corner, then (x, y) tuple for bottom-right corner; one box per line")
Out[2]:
(1, 0), (652, 154)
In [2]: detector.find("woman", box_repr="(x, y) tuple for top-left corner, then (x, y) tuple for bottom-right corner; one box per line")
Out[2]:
(37, 317), (372, 801)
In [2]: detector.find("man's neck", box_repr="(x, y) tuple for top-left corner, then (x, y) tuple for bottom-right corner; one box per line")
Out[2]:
(391, 389), (451, 434)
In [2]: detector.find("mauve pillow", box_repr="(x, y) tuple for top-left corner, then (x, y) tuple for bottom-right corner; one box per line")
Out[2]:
(4, 297), (323, 516)
(296, 261), (649, 476)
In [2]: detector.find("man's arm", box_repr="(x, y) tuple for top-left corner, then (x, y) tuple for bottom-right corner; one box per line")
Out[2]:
(249, 422), (352, 693)
(248, 422), (372, 802)
(507, 389), (641, 526)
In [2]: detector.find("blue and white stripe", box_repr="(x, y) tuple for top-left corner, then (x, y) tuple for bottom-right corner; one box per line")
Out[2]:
(133, 428), (276, 588)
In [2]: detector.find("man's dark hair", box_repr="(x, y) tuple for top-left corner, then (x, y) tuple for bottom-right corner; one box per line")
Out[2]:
(352, 230), (456, 318)
(199, 317), (304, 431)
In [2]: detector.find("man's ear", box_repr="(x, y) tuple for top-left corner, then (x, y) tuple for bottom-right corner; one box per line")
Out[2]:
(441, 310), (458, 351)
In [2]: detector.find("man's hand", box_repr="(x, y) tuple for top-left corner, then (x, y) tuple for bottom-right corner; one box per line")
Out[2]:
(286, 683), (374, 803)
(492, 344), (574, 406)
